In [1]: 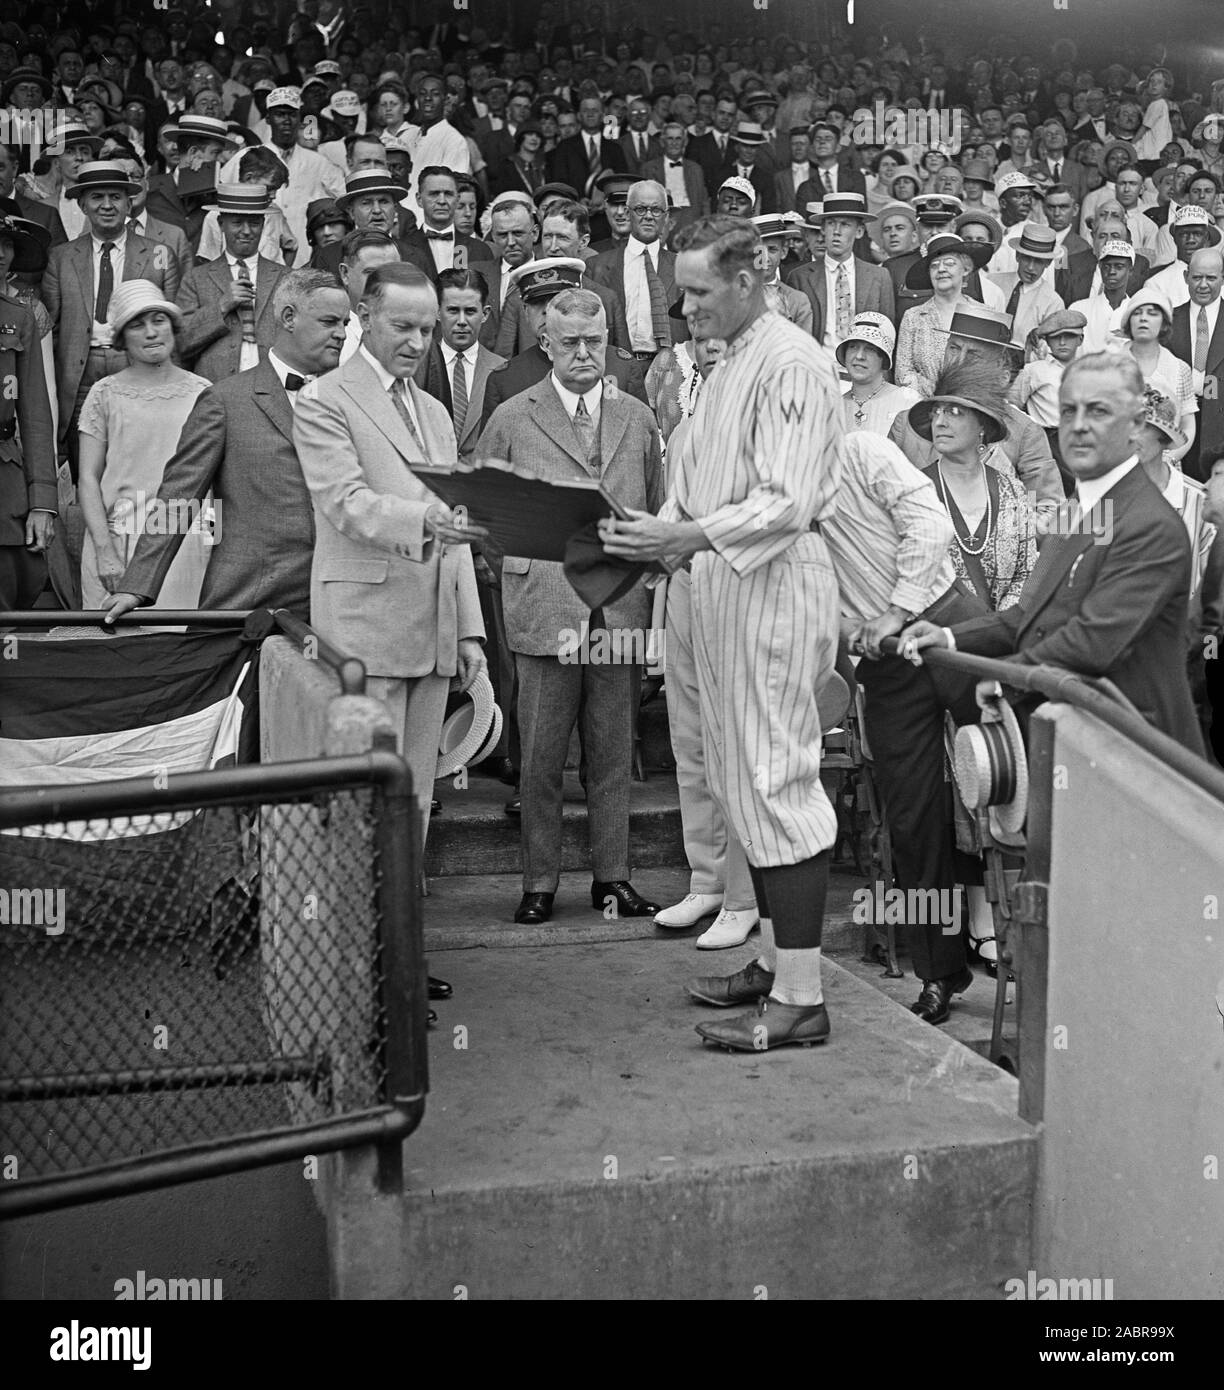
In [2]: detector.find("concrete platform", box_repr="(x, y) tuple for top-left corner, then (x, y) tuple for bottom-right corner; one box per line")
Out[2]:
(330, 934), (1035, 1300)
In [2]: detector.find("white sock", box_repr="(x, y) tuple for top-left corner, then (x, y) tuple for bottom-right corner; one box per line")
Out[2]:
(772, 946), (823, 1006)
(754, 917), (776, 973)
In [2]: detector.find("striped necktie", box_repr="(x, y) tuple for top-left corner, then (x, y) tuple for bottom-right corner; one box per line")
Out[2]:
(235, 261), (257, 344)
(1194, 306), (1209, 375)
(389, 378), (423, 451)
(835, 261), (852, 340)
(450, 349), (469, 439)
(1005, 279), (1023, 321)
(643, 247), (671, 349)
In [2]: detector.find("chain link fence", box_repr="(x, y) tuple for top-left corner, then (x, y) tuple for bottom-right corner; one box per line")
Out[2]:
(0, 751), (425, 1218)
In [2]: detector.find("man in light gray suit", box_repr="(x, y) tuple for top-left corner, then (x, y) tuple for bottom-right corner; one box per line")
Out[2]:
(478, 287), (664, 925)
(104, 269), (350, 622)
(293, 262), (487, 854)
(175, 183), (288, 383)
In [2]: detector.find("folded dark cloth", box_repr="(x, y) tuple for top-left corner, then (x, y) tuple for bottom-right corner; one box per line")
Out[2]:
(562, 522), (647, 609)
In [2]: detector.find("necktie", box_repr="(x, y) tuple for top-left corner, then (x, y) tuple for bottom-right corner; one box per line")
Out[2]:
(669, 160), (684, 169)
(235, 261), (257, 344)
(450, 350), (469, 439)
(96, 242), (115, 322)
(835, 261), (852, 340)
(636, 134), (646, 160)
(822, 169), (834, 194)
(573, 394), (599, 468)
(643, 248), (671, 349)
(426, 229), (453, 239)
(716, 133), (726, 155)
(587, 135), (601, 179)
(390, 378), (424, 450)
(284, 373), (308, 392)
(1005, 279), (1023, 320)
(1194, 306), (1209, 375)
(1051, 161), (1061, 182)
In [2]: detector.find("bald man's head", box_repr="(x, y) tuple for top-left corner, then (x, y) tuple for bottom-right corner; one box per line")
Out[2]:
(1188, 247), (1224, 306)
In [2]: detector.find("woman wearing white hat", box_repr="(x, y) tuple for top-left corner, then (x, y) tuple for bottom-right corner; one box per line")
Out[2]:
(76, 280), (212, 610)
(1113, 285), (1196, 464)
(836, 312), (921, 436)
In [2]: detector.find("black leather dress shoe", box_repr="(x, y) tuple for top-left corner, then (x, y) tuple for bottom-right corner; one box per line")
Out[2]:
(504, 796), (521, 816)
(428, 1009), (437, 1027)
(910, 966), (974, 1025)
(514, 891), (554, 924)
(591, 880), (661, 916)
(428, 976), (453, 1000)
(478, 755), (518, 785)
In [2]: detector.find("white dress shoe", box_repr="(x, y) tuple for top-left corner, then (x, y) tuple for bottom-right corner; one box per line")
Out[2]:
(654, 892), (723, 928)
(696, 908), (760, 950)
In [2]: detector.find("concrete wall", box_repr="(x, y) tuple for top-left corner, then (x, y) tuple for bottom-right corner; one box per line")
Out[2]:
(1031, 705), (1224, 1299)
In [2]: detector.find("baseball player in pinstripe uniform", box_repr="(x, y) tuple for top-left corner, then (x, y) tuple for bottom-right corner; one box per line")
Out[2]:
(601, 214), (845, 1052)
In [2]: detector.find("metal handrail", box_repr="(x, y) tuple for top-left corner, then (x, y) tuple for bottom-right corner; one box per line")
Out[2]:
(879, 638), (1224, 805)
(0, 607), (367, 696)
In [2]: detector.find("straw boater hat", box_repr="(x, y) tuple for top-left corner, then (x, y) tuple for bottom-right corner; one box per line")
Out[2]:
(947, 303), (1016, 349)
(50, 119), (104, 156)
(1008, 222), (1059, 260)
(337, 169), (408, 208)
(214, 183), (273, 215)
(65, 161), (141, 200)
(168, 113), (242, 150)
(750, 213), (790, 239)
(106, 278), (183, 338)
(953, 696), (1029, 841)
(0, 65), (52, 104)
(741, 89), (779, 110)
(0, 199), (52, 274)
(730, 121), (770, 146)
(836, 311), (897, 371)
(436, 669), (502, 778)
(811, 192), (873, 222)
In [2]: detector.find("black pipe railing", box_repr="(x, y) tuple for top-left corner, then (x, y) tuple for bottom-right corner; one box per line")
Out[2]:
(0, 607), (367, 697)
(878, 637), (1224, 806)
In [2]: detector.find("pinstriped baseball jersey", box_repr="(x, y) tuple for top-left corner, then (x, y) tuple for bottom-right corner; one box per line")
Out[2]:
(661, 310), (845, 867)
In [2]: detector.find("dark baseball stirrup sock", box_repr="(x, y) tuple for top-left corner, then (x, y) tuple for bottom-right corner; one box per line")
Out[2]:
(756, 850), (831, 951)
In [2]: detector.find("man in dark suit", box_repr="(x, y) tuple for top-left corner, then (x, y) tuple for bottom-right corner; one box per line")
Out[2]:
(1033, 119), (1089, 204)
(1057, 220), (1152, 304)
(1170, 248), (1224, 482)
(686, 93), (739, 203)
(619, 98), (661, 176)
(478, 283), (664, 926)
(546, 95), (628, 202)
(416, 268), (507, 460)
(901, 352), (1203, 752)
(0, 215), (56, 609)
(785, 194), (894, 351)
(795, 120), (866, 203)
(104, 269), (350, 622)
(313, 168), (411, 276)
(586, 180), (690, 363)
(176, 183), (289, 383)
(723, 125), (776, 214)
(398, 167), (495, 283)
(41, 161), (181, 479)
(482, 258), (649, 428)
(642, 127), (709, 236)
(144, 113), (238, 253)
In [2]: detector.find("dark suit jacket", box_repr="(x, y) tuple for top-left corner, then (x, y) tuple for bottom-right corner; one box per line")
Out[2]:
(686, 131), (737, 205)
(785, 256), (895, 340)
(144, 170), (214, 254)
(397, 228), (495, 286)
(795, 158), (868, 206)
(139, 214), (194, 284)
(586, 240), (691, 348)
(641, 157), (709, 221)
(118, 359), (314, 615)
(415, 341), (506, 459)
(481, 343), (648, 430)
(620, 130), (662, 175)
(952, 464), (1202, 750)
(15, 194), (67, 247)
(1035, 158), (1090, 204)
(494, 274), (631, 357)
(0, 295), (56, 545)
(547, 134), (629, 198)
(1056, 249), (1151, 305)
(41, 230), (181, 437)
(1171, 298), (1224, 470)
(176, 254), (288, 383)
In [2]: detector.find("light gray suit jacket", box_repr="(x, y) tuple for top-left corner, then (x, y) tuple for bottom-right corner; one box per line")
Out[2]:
(477, 376), (664, 657)
(119, 358), (316, 614)
(293, 350), (484, 679)
(175, 254), (287, 383)
(41, 229), (181, 438)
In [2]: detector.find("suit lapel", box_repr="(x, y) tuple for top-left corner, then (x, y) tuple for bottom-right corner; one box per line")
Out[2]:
(597, 391), (630, 474)
(254, 257), (279, 323)
(124, 234), (149, 281)
(341, 353), (425, 461)
(70, 236), (93, 314)
(464, 347), (498, 448)
(1208, 304), (1224, 376)
(530, 381), (590, 470)
(251, 358), (295, 443)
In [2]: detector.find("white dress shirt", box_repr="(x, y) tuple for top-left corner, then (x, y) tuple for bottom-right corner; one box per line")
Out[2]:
(624, 235), (660, 353)
(1188, 295), (1222, 396)
(60, 190), (86, 241)
(1069, 292), (1131, 355)
(224, 252), (262, 370)
(360, 344), (423, 437)
(1144, 259), (1191, 311)
(90, 233), (126, 345)
(267, 349), (313, 408)
(790, 160), (811, 188)
(663, 159), (690, 207)
(822, 253), (857, 351)
(497, 258), (514, 309)
(422, 223), (457, 272)
(1076, 455), (1137, 514)
(550, 373), (603, 429)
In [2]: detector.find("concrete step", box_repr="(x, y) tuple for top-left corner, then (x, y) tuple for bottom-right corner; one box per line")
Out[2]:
(329, 934), (1036, 1299)
(425, 768), (686, 877)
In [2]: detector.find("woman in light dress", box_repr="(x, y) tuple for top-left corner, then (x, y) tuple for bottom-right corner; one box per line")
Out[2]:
(77, 280), (212, 609)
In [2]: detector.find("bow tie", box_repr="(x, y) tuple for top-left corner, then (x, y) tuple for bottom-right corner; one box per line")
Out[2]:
(284, 373), (309, 392)
(668, 160), (684, 168)
(425, 229), (454, 240)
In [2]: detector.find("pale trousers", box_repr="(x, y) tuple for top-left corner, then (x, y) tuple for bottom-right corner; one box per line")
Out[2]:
(664, 568), (756, 909)
(366, 672), (451, 858)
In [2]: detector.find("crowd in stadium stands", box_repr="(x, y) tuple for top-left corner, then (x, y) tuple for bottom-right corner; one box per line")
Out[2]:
(1, 5), (1222, 1014)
